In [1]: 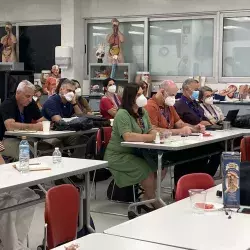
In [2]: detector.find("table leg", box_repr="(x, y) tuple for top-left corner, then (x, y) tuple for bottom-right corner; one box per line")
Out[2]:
(224, 140), (228, 151)
(156, 152), (166, 206)
(230, 139), (235, 151)
(84, 171), (95, 233)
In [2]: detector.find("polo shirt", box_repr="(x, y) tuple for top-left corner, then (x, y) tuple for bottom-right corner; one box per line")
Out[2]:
(145, 95), (180, 129)
(42, 94), (74, 121)
(174, 95), (207, 125)
(0, 96), (42, 140)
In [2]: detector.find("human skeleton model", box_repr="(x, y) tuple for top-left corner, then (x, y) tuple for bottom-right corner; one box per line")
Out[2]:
(96, 43), (105, 63)
(0, 22), (17, 62)
(107, 18), (124, 64)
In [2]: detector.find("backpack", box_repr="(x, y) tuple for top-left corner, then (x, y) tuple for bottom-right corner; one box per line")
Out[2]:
(240, 162), (250, 206)
(107, 179), (142, 203)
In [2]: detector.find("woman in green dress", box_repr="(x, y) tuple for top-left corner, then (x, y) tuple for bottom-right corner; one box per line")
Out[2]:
(104, 84), (162, 210)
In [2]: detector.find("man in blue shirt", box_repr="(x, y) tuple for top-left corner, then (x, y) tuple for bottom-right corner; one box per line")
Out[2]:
(42, 79), (83, 121)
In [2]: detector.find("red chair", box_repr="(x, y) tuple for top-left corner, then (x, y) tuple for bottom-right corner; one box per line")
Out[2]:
(240, 136), (250, 162)
(96, 127), (112, 157)
(44, 184), (79, 249)
(175, 173), (215, 201)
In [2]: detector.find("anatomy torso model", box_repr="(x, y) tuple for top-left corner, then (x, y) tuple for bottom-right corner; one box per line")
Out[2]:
(107, 18), (124, 64)
(1, 22), (17, 62)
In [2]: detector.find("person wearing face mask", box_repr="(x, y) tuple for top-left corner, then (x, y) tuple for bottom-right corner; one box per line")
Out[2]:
(71, 79), (92, 115)
(104, 84), (167, 211)
(99, 77), (121, 119)
(42, 78), (83, 122)
(145, 80), (204, 136)
(175, 79), (211, 126)
(199, 86), (224, 125)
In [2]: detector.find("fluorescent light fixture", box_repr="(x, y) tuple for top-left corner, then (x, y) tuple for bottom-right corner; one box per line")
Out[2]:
(93, 26), (109, 30)
(224, 25), (243, 30)
(227, 17), (250, 22)
(93, 33), (106, 36)
(128, 31), (144, 35)
(150, 25), (160, 29)
(165, 29), (182, 33)
(131, 24), (144, 28)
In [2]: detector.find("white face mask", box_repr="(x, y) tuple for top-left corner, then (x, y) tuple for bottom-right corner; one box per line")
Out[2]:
(136, 94), (147, 108)
(165, 96), (176, 106)
(75, 88), (82, 97)
(33, 96), (38, 102)
(108, 85), (116, 93)
(64, 92), (74, 102)
(204, 97), (213, 105)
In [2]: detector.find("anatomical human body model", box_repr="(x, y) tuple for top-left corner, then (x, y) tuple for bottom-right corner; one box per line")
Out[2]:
(107, 18), (124, 64)
(1, 22), (17, 62)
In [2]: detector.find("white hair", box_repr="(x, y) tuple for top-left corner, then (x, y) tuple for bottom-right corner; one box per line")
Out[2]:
(16, 80), (35, 92)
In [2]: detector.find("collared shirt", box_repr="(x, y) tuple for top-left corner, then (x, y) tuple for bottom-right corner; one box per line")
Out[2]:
(0, 96), (42, 140)
(42, 94), (74, 121)
(175, 95), (208, 125)
(145, 95), (180, 129)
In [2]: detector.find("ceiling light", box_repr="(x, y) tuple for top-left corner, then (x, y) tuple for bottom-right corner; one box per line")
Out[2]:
(131, 24), (144, 28)
(165, 29), (182, 33)
(129, 31), (144, 35)
(93, 26), (109, 30)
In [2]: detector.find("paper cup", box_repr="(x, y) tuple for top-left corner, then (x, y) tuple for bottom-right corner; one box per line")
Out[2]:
(42, 121), (50, 133)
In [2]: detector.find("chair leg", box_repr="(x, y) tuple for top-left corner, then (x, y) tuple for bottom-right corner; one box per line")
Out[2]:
(27, 235), (29, 248)
(110, 180), (116, 201)
(44, 224), (47, 250)
(90, 170), (97, 199)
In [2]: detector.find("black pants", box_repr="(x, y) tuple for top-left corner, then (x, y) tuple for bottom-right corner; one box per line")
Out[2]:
(138, 142), (222, 186)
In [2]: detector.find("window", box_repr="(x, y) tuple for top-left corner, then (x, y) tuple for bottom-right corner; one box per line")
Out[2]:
(87, 21), (144, 71)
(149, 19), (214, 77)
(222, 17), (250, 77)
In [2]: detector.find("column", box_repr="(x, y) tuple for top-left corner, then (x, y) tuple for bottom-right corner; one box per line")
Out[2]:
(61, 0), (84, 85)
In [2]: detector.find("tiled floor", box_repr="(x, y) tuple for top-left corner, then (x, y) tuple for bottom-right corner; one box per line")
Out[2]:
(28, 174), (222, 250)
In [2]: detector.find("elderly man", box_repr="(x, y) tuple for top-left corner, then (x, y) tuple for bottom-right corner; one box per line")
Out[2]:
(175, 79), (211, 126)
(0, 142), (38, 250)
(0, 80), (45, 160)
(43, 65), (60, 96)
(145, 80), (221, 185)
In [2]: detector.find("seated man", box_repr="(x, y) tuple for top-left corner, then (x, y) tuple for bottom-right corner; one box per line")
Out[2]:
(42, 78), (87, 158)
(175, 79), (211, 126)
(0, 80), (45, 160)
(0, 141), (39, 250)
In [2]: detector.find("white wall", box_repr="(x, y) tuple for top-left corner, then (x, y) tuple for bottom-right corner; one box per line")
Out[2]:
(0, 0), (61, 22)
(82, 0), (250, 18)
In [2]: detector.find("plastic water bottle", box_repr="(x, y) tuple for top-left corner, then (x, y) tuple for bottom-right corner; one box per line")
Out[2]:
(19, 136), (30, 174)
(52, 147), (62, 166)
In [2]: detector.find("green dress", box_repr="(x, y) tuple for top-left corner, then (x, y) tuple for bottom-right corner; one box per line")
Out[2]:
(104, 108), (156, 188)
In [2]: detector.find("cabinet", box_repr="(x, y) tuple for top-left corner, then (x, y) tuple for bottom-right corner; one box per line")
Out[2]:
(88, 63), (136, 95)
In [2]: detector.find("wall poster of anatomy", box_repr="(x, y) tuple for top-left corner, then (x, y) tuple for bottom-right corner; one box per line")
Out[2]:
(0, 23), (17, 62)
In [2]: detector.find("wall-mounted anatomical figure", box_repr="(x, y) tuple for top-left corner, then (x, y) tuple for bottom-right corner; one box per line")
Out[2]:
(1, 22), (17, 62)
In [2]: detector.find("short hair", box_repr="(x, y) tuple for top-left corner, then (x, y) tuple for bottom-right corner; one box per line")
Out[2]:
(160, 80), (175, 90)
(16, 80), (35, 92)
(34, 85), (43, 93)
(198, 86), (213, 102)
(60, 78), (74, 88)
(182, 78), (198, 90)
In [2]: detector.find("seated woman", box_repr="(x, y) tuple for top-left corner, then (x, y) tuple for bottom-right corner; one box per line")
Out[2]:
(33, 85), (43, 109)
(100, 78), (121, 119)
(104, 84), (165, 211)
(0, 142), (39, 250)
(71, 79), (92, 115)
(199, 86), (224, 125)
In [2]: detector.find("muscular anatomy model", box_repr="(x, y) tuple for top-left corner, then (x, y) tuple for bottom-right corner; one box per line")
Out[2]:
(1, 22), (17, 62)
(107, 18), (124, 63)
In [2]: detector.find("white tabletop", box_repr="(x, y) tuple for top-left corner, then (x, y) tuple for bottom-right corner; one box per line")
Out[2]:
(105, 184), (250, 250)
(51, 233), (184, 250)
(122, 129), (247, 151)
(0, 156), (107, 194)
(5, 128), (98, 139)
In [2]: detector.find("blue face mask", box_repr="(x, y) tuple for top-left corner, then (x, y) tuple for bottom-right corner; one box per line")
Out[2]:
(191, 91), (199, 100)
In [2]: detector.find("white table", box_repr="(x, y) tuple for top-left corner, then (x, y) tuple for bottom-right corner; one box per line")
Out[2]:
(5, 129), (98, 157)
(0, 156), (108, 233)
(51, 233), (185, 250)
(122, 129), (247, 212)
(105, 185), (250, 250)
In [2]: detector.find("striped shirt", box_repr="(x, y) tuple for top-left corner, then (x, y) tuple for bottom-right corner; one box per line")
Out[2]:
(0, 142), (4, 152)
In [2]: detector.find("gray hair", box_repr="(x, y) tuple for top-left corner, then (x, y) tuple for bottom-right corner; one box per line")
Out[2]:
(198, 86), (213, 102)
(160, 80), (176, 90)
(182, 78), (199, 90)
(16, 80), (35, 92)
(60, 78), (74, 88)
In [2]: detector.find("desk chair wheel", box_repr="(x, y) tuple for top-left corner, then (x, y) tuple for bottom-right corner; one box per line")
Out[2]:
(128, 211), (138, 220)
(37, 245), (45, 250)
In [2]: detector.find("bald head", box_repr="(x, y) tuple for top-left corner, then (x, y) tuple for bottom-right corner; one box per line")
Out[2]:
(159, 80), (178, 96)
